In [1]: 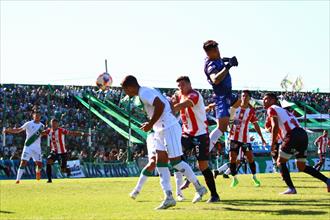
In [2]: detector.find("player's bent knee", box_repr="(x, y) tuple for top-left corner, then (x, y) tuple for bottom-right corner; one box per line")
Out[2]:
(147, 162), (156, 171)
(20, 160), (28, 167)
(198, 160), (208, 171)
(296, 163), (306, 172)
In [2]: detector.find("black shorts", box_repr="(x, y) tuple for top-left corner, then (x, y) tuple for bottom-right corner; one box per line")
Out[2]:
(229, 140), (252, 154)
(181, 133), (210, 161)
(47, 152), (68, 169)
(280, 127), (308, 161)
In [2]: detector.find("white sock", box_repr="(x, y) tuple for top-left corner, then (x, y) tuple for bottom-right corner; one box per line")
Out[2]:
(156, 167), (172, 198)
(135, 174), (148, 192)
(209, 129), (223, 152)
(218, 163), (229, 173)
(173, 161), (201, 190)
(224, 168), (231, 175)
(174, 171), (183, 196)
(16, 167), (25, 181)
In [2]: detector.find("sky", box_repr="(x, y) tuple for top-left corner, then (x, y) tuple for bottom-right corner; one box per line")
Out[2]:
(0, 1), (329, 92)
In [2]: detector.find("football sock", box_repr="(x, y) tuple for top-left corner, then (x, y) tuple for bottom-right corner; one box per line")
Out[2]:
(202, 168), (219, 197)
(303, 165), (328, 183)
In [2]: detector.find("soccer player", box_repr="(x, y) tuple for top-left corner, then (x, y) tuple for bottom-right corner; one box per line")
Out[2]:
(129, 133), (185, 202)
(43, 118), (88, 183)
(203, 40), (238, 152)
(121, 75), (207, 210)
(4, 108), (44, 184)
(263, 93), (330, 194)
(313, 130), (329, 171)
(225, 90), (266, 187)
(172, 76), (220, 203)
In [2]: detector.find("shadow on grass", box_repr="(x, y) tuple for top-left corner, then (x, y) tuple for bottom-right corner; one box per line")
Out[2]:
(222, 207), (327, 215)
(220, 198), (330, 208)
(0, 210), (15, 214)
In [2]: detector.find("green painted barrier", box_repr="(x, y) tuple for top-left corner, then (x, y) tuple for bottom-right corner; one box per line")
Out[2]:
(75, 96), (144, 144)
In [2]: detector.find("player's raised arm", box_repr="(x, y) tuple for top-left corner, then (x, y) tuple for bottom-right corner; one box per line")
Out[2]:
(4, 127), (25, 134)
(4, 121), (30, 134)
(67, 130), (89, 137)
(173, 99), (193, 113)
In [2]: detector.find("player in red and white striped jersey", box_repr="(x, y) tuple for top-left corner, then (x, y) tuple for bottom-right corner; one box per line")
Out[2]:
(263, 93), (330, 194)
(44, 118), (88, 183)
(227, 90), (266, 188)
(172, 76), (220, 203)
(313, 130), (329, 171)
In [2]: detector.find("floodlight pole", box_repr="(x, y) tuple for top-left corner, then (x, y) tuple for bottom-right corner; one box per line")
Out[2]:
(2, 87), (6, 147)
(127, 98), (132, 162)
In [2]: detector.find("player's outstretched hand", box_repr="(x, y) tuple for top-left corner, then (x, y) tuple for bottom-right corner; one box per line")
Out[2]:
(140, 122), (153, 132)
(229, 56), (238, 67)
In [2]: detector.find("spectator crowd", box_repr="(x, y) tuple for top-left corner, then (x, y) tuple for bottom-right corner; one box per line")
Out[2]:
(0, 84), (329, 163)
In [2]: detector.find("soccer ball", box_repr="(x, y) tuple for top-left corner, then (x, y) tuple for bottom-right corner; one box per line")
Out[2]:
(96, 72), (113, 90)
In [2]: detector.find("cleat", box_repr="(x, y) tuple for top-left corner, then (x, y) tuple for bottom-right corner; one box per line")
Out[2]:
(36, 171), (41, 181)
(176, 194), (185, 202)
(15, 180), (20, 184)
(206, 195), (220, 203)
(213, 170), (220, 179)
(47, 180), (52, 183)
(230, 178), (239, 188)
(223, 174), (229, 179)
(180, 179), (191, 190)
(327, 179), (330, 193)
(280, 188), (297, 195)
(155, 197), (176, 210)
(192, 186), (207, 203)
(253, 178), (261, 187)
(129, 190), (139, 200)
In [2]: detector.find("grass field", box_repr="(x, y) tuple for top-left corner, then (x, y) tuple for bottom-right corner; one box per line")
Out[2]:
(0, 172), (329, 220)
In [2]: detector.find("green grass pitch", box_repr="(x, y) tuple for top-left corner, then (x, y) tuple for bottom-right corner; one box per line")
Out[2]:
(1, 172), (329, 220)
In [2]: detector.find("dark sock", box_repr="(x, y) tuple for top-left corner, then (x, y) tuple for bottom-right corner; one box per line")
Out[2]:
(202, 168), (219, 197)
(279, 163), (295, 189)
(303, 165), (328, 183)
(46, 164), (52, 181)
(249, 161), (256, 175)
(236, 163), (242, 173)
(230, 163), (237, 176)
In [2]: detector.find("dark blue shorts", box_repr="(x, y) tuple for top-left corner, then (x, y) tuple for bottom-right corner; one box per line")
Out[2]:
(213, 93), (233, 119)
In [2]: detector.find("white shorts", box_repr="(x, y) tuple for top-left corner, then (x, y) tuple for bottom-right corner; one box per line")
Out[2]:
(146, 133), (157, 160)
(21, 145), (42, 162)
(153, 123), (183, 158)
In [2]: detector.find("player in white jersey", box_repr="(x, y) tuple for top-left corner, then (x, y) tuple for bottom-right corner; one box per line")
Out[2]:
(313, 130), (329, 171)
(172, 76), (220, 203)
(4, 109), (45, 184)
(129, 132), (185, 202)
(263, 93), (330, 194)
(121, 75), (207, 210)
